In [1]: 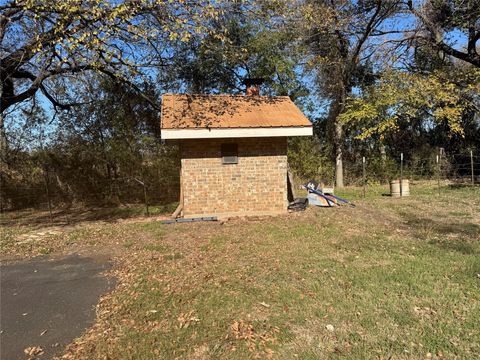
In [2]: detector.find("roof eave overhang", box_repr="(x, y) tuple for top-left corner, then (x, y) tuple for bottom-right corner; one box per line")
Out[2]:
(161, 126), (313, 140)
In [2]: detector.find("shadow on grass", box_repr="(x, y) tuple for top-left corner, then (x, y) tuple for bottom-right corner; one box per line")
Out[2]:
(429, 238), (476, 254)
(1, 203), (178, 229)
(401, 214), (479, 254)
(448, 183), (479, 189)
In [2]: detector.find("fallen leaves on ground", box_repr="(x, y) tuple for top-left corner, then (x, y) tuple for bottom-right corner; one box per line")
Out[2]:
(177, 310), (200, 329)
(230, 320), (279, 358)
(24, 346), (44, 359)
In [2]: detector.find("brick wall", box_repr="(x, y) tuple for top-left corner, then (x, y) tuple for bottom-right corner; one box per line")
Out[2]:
(180, 137), (288, 216)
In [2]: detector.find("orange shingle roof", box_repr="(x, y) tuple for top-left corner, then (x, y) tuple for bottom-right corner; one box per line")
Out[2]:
(161, 94), (312, 129)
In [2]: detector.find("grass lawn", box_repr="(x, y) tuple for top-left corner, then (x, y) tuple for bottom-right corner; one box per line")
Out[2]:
(1, 183), (479, 359)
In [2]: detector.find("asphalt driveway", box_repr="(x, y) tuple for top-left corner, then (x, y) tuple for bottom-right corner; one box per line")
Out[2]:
(0, 254), (115, 359)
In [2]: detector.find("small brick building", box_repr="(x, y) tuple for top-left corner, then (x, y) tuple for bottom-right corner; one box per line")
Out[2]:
(161, 91), (312, 217)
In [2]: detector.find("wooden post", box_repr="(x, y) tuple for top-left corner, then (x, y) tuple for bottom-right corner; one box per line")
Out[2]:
(471, 150), (475, 186)
(362, 156), (366, 198)
(171, 186), (183, 219)
(287, 169), (296, 202)
(171, 171), (183, 219)
(400, 153), (403, 197)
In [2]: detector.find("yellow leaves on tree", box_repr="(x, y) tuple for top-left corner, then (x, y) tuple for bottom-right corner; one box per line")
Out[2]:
(16, 0), (222, 78)
(1, 0), (229, 111)
(340, 69), (480, 139)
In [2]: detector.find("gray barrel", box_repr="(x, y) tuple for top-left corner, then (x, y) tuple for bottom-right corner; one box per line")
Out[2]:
(390, 179), (410, 197)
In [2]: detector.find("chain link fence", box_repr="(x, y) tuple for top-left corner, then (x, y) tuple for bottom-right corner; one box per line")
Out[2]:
(1, 174), (180, 215)
(340, 150), (479, 194)
(1, 150), (478, 216)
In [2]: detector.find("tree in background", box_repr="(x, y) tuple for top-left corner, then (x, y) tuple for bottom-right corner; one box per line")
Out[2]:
(299, 0), (401, 187)
(52, 76), (179, 205)
(405, 0), (480, 68)
(337, 0), (480, 178)
(160, 0), (307, 98)
(0, 0), (222, 155)
(340, 69), (480, 139)
(2, 74), (180, 209)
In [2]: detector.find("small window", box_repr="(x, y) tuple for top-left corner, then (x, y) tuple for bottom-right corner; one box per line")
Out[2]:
(221, 143), (238, 164)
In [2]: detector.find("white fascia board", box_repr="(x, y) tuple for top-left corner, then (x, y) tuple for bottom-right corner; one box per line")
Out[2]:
(161, 127), (313, 140)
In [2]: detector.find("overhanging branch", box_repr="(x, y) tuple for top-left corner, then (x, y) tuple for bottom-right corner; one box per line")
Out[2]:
(406, 0), (480, 67)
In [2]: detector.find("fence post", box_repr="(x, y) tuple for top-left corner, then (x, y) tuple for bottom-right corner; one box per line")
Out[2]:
(436, 153), (440, 195)
(143, 181), (149, 216)
(471, 150), (475, 186)
(362, 156), (366, 198)
(400, 153), (403, 197)
(43, 167), (53, 222)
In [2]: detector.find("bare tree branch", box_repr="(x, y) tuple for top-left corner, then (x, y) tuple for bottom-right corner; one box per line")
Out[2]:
(406, 0), (480, 67)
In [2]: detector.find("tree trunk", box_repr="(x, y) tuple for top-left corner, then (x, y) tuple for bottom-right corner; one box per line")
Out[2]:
(380, 143), (387, 163)
(0, 112), (5, 158)
(328, 90), (346, 188)
(380, 143), (387, 184)
(334, 120), (344, 188)
(0, 86), (7, 161)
